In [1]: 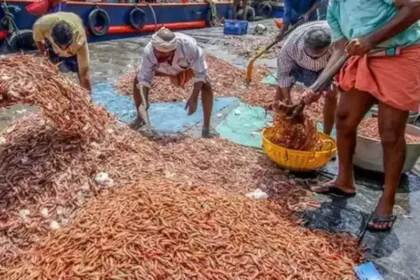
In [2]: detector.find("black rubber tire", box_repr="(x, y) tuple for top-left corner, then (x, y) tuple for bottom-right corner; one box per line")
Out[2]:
(129, 7), (146, 30)
(237, 6), (256, 21)
(7, 30), (36, 52)
(261, 3), (272, 18)
(88, 8), (110, 37)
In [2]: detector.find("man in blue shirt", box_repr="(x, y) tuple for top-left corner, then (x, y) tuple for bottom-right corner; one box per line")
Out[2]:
(276, 0), (321, 41)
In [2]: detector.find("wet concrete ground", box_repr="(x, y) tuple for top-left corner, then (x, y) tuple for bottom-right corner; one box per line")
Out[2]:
(1, 21), (420, 279)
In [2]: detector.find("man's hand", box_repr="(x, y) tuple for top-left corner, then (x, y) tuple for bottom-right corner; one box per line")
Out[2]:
(185, 94), (198, 115)
(301, 13), (309, 21)
(346, 37), (374, 56)
(301, 89), (321, 105)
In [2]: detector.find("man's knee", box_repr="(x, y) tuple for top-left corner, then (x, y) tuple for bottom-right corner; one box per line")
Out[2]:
(202, 81), (213, 95)
(380, 125), (405, 148)
(335, 109), (357, 134)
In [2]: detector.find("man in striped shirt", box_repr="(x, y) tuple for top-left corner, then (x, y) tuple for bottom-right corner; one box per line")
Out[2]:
(276, 21), (337, 135)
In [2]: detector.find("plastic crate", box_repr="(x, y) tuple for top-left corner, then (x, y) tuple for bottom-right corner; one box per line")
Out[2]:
(223, 20), (248, 35)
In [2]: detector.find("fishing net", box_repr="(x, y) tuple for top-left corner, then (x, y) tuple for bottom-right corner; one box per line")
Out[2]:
(265, 102), (321, 151)
(0, 55), (111, 140)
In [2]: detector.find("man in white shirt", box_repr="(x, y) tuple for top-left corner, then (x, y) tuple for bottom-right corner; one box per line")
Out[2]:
(132, 27), (214, 138)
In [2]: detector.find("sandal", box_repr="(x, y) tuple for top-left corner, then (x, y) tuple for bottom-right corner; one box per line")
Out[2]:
(368, 213), (397, 232)
(312, 184), (356, 198)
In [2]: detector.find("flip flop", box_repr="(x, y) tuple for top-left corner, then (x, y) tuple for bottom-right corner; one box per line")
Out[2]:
(313, 184), (356, 198)
(368, 213), (397, 232)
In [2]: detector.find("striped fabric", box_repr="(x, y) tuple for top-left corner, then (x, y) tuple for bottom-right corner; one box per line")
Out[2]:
(277, 20), (332, 88)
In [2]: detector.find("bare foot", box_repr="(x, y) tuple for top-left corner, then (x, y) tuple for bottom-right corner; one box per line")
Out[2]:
(201, 128), (219, 138)
(129, 118), (145, 130)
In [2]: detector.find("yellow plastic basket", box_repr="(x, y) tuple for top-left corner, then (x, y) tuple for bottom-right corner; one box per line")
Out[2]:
(262, 128), (337, 172)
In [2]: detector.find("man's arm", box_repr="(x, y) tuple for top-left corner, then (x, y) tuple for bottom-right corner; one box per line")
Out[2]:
(33, 22), (48, 56)
(133, 76), (150, 111)
(276, 46), (295, 104)
(302, 0), (321, 20)
(35, 41), (46, 56)
(134, 50), (156, 115)
(76, 44), (91, 92)
(187, 45), (207, 97)
(353, 0), (420, 52)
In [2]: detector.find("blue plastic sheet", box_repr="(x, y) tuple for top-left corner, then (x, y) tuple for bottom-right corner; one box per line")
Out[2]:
(215, 102), (336, 148)
(92, 82), (238, 134)
(216, 102), (272, 148)
(261, 72), (277, 85)
(355, 262), (384, 280)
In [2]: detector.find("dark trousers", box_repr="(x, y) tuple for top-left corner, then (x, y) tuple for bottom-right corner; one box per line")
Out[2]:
(45, 40), (79, 73)
(291, 66), (331, 90)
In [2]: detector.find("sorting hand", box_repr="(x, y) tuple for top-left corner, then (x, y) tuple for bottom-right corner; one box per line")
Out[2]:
(301, 89), (320, 105)
(185, 95), (198, 116)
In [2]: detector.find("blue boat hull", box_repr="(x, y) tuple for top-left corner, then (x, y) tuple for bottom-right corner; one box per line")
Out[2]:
(1, 1), (232, 43)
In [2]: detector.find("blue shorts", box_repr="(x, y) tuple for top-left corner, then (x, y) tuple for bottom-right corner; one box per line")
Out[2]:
(291, 66), (331, 90)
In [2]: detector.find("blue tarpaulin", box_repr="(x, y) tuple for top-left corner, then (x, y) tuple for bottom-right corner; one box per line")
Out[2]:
(92, 82), (238, 134)
(215, 101), (335, 149)
(216, 102), (273, 149)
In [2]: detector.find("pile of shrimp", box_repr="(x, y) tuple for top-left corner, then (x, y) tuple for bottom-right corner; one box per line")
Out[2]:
(4, 181), (363, 280)
(0, 55), (111, 140)
(113, 55), (325, 122)
(0, 112), (364, 279)
(359, 117), (420, 144)
(265, 102), (321, 151)
(114, 55), (269, 103)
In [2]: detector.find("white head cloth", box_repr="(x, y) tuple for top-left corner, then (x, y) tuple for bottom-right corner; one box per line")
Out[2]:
(151, 27), (178, 53)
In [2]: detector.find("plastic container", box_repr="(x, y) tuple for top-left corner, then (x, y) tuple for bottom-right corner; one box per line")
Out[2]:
(223, 20), (248, 35)
(353, 124), (420, 173)
(262, 128), (337, 172)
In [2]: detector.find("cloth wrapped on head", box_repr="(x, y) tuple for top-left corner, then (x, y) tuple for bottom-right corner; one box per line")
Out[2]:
(151, 27), (178, 53)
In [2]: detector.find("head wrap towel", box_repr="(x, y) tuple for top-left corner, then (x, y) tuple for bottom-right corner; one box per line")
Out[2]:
(151, 27), (178, 53)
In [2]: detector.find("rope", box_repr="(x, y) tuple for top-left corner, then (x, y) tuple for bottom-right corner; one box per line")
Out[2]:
(1, 1), (21, 46)
(145, 2), (158, 32)
(206, 0), (222, 27)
